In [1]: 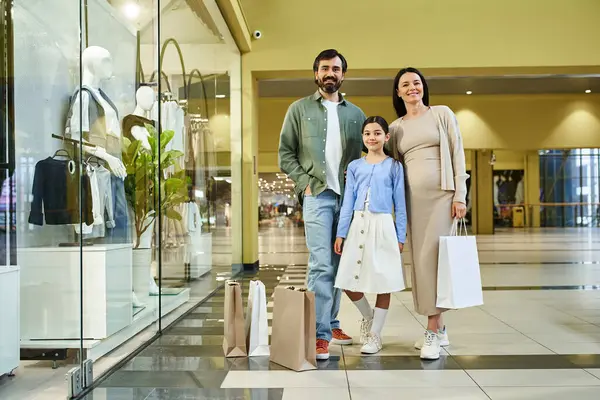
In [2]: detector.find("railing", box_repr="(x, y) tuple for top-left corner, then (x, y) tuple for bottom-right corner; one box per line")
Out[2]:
(497, 203), (600, 228)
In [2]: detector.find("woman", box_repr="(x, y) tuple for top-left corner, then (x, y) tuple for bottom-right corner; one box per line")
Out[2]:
(388, 67), (468, 360)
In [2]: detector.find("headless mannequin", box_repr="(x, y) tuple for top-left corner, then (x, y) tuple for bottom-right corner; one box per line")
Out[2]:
(69, 46), (143, 306)
(70, 46), (126, 179)
(125, 86), (155, 150)
(125, 87), (161, 296)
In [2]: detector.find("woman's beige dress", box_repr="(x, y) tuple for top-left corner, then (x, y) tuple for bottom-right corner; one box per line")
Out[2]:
(396, 109), (453, 316)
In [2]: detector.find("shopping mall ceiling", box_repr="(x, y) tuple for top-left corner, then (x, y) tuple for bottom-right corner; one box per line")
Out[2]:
(259, 75), (600, 97)
(108, 0), (224, 44)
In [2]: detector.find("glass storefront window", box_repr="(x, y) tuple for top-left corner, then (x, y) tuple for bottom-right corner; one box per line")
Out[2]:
(539, 149), (600, 227)
(0, 0), (241, 397)
(258, 173), (301, 229)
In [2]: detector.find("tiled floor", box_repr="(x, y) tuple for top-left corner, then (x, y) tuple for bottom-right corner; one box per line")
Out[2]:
(4, 227), (600, 399)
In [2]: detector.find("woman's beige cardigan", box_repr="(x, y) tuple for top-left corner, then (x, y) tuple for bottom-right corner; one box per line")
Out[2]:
(430, 105), (469, 204)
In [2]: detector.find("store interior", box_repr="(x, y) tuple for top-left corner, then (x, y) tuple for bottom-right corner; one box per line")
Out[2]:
(0, 0), (241, 394)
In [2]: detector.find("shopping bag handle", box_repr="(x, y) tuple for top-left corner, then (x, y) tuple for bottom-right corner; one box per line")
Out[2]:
(450, 218), (468, 237)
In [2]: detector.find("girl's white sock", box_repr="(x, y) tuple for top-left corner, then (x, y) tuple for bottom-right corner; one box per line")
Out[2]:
(370, 307), (388, 337)
(353, 296), (373, 320)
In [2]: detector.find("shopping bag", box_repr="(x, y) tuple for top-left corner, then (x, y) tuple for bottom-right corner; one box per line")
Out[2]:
(436, 218), (484, 309)
(223, 280), (247, 357)
(245, 280), (270, 357)
(270, 286), (317, 372)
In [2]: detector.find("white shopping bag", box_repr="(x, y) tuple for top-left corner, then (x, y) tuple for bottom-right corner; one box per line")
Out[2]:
(436, 218), (484, 309)
(245, 280), (270, 356)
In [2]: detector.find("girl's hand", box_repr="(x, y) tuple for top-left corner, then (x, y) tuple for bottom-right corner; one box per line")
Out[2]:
(334, 237), (344, 255)
(398, 243), (404, 253)
(452, 202), (467, 219)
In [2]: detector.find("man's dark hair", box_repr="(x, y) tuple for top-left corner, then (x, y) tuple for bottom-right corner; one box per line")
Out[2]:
(313, 49), (347, 73)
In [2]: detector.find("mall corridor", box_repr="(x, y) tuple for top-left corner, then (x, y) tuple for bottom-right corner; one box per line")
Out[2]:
(84, 227), (600, 399)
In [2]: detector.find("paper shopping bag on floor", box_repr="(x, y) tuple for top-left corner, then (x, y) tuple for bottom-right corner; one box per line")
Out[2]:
(270, 286), (317, 372)
(223, 281), (247, 357)
(245, 280), (270, 356)
(436, 218), (484, 309)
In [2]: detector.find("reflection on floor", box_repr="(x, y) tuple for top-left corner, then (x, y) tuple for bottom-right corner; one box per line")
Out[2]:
(81, 227), (600, 399)
(0, 227), (236, 400)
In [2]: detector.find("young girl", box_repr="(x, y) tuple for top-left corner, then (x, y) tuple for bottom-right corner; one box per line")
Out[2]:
(334, 116), (407, 355)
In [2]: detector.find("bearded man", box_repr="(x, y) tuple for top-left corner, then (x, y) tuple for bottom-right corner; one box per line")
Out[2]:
(278, 49), (367, 360)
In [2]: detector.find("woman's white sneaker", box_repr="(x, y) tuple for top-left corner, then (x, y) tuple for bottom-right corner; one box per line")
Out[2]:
(415, 328), (449, 350)
(419, 330), (441, 360)
(360, 333), (382, 354)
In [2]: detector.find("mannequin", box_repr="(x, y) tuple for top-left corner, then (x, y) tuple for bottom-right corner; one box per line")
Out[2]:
(124, 86), (161, 297)
(123, 86), (155, 150)
(68, 46), (130, 244)
(67, 46), (138, 305)
(69, 46), (126, 178)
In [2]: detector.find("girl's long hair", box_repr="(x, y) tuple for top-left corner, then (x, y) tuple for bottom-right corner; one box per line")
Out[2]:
(362, 116), (403, 164)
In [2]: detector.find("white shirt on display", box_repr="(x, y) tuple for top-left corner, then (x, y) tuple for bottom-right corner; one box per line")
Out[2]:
(151, 100), (186, 162)
(322, 99), (342, 195)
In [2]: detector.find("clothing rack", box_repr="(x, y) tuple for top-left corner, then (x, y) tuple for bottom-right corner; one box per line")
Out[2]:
(51, 134), (97, 148)
(161, 91), (175, 102)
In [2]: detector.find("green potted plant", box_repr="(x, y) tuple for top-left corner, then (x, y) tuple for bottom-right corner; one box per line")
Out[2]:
(122, 124), (189, 300)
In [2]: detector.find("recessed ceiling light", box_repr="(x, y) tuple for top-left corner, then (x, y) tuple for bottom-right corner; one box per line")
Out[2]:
(122, 2), (141, 20)
(585, 89), (592, 94)
(216, 94), (226, 98)
(466, 91), (473, 95)
(341, 92), (346, 96)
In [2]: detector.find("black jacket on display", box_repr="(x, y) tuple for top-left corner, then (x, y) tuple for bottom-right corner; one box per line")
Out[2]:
(28, 157), (93, 226)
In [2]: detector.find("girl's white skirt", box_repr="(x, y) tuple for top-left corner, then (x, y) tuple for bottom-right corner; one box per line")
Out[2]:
(335, 210), (405, 294)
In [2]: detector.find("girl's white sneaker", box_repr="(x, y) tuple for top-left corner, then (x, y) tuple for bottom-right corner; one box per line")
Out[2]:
(359, 317), (374, 344)
(360, 333), (382, 354)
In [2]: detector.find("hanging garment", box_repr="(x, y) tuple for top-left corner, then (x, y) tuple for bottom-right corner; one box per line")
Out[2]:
(122, 114), (157, 144)
(28, 157), (93, 226)
(75, 165), (114, 237)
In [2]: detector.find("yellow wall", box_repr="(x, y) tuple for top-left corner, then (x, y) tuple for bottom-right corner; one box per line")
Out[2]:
(257, 95), (600, 171)
(493, 150), (527, 171)
(241, 0), (600, 75)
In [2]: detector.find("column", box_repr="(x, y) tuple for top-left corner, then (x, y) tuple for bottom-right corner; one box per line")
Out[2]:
(239, 60), (259, 271)
(473, 150), (494, 235)
(525, 151), (541, 227)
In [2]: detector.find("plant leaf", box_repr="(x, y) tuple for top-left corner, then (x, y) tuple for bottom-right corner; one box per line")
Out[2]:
(165, 209), (182, 221)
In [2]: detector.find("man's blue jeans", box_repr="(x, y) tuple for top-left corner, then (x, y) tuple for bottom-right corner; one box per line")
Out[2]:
(303, 189), (342, 342)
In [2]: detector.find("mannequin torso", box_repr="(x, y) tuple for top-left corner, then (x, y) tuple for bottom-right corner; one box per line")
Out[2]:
(67, 46), (126, 179)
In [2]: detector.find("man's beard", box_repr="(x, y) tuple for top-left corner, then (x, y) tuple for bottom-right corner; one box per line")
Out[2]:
(316, 77), (342, 94)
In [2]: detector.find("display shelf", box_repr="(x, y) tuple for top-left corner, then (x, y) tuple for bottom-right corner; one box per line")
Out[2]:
(0, 266), (20, 376)
(18, 244), (133, 341)
(19, 288), (190, 361)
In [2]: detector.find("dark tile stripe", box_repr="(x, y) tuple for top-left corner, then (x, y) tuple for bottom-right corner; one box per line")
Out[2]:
(451, 354), (585, 370)
(142, 388), (284, 400)
(342, 355), (462, 370)
(99, 371), (228, 389)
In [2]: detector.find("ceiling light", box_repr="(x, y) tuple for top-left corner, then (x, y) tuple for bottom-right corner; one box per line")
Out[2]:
(341, 92), (346, 96)
(585, 89), (592, 94)
(466, 91), (473, 95)
(216, 94), (226, 98)
(122, 2), (141, 20)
